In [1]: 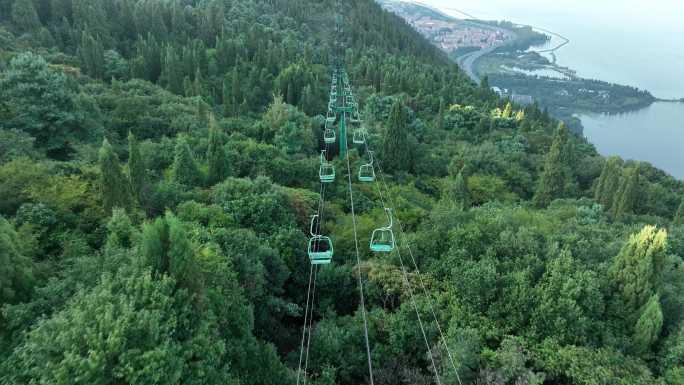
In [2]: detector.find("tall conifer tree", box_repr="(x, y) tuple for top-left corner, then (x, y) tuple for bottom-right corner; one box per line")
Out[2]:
(595, 156), (623, 210)
(382, 99), (412, 173)
(206, 115), (227, 185)
(127, 132), (145, 203)
(99, 138), (131, 213)
(172, 135), (201, 186)
(612, 165), (640, 219)
(533, 123), (572, 208)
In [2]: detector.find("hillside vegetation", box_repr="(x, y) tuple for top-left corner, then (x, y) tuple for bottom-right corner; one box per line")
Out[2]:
(1, 1), (684, 384)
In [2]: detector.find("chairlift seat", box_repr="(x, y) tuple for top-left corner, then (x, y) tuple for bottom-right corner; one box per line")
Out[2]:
(320, 164), (335, 183)
(308, 236), (333, 264)
(359, 164), (375, 182)
(370, 228), (395, 252)
(352, 129), (366, 144)
(324, 128), (336, 144)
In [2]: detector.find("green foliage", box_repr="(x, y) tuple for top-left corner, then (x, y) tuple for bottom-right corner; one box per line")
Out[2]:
(172, 135), (201, 186)
(382, 99), (414, 173)
(0, 216), (34, 306)
(634, 294), (664, 355)
(594, 156), (623, 210)
(212, 177), (297, 234)
(442, 170), (471, 210)
(105, 208), (135, 250)
(533, 123), (574, 207)
(0, 52), (90, 157)
(79, 31), (105, 79)
(11, 0), (40, 33)
(98, 138), (131, 213)
(673, 197), (684, 225)
(0, 129), (39, 161)
(206, 116), (228, 185)
(531, 249), (603, 345)
(3, 269), (232, 385)
(127, 131), (146, 203)
(612, 164), (641, 219)
(610, 226), (667, 325)
(0, 0), (683, 383)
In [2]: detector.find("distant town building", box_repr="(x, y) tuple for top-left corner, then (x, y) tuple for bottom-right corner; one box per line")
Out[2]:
(511, 94), (534, 105)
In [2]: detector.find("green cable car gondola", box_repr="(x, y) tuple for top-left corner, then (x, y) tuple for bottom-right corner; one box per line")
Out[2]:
(319, 151), (335, 183)
(326, 110), (336, 124)
(358, 151), (375, 182)
(352, 128), (366, 144)
(370, 208), (395, 253)
(324, 127), (336, 144)
(308, 215), (333, 264)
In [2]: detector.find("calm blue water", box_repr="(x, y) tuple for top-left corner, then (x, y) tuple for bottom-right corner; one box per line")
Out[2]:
(417, 0), (684, 179)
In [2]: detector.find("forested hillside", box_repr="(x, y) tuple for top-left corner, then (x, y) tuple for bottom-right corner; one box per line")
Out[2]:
(1, 1), (684, 384)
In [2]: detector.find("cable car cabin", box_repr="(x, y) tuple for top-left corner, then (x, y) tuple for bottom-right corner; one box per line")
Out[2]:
(326, 111), (336, 124)
(358, 151), (374, 181)
(308, 236), (333, 264)
(370, 208), (395, 253)
(370, 229), (395, 252)
(352, 129), (366, 144)
(323, 128), (336, 144)
(349, 113), (361, 124)
(359, 164), (375, 182)
(319, 151), (335, 183)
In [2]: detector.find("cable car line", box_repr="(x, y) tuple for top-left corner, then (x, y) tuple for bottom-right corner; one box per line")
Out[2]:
(303, 265), (319, 385)
(344, 111), (376, 385)
(370, 148), (465, 385)
(296, 263), (315, 385)
(359, 145), (443, 385)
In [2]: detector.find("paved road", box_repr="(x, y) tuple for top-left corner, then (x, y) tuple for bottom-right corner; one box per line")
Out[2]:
(456, 45), (499, 84)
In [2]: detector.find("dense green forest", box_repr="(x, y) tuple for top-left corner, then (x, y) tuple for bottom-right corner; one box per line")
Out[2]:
(1, 0), (684, 384)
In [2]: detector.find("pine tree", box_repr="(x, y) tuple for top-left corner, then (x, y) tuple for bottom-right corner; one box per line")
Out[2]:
(162, 45), (183, 94)
(595, 156), (623, 210)
(610, 225), (667, 320)
(532, 123), (572, 208)
(206, 115), (227, 185)
(382, 99), (412, 173)
(230, 65), (241, 116)
(0, 216), (34, 304)
(140, 212), (199, 291)
(673, 197), (684, 225)
(105, 208), (135, 250)
(172, 135), (201, 186)
(98, 138), (131, 213)
(11, 0), (41, 33)
(127, 132), (145, 203)
(443, 170), (471, 211)
(634, 294), (663, 354)
(612, 164), (640, 219)
(78, 32), (105, 79)
(301, 85), (315, 116)
(435, 97), (446, 130)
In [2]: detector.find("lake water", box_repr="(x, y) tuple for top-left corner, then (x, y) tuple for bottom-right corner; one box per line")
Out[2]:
(416, 0), (684, 179)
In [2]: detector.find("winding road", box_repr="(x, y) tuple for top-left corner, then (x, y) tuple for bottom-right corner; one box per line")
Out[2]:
(413, 1), (572, 84)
